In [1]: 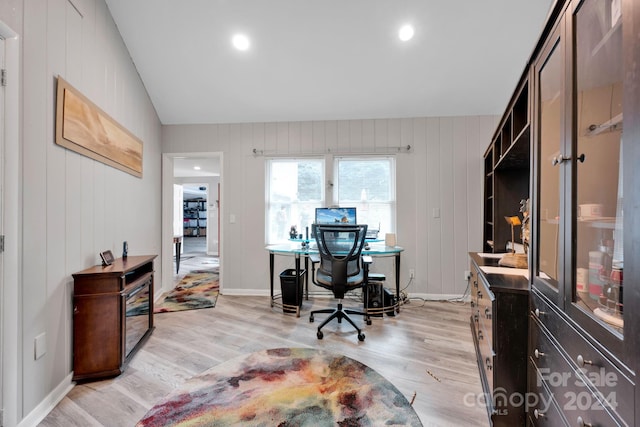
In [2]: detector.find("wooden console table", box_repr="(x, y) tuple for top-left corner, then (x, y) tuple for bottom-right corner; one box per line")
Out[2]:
(72, 255), (156, 381)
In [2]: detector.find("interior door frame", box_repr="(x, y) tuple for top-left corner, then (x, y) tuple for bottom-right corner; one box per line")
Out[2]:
(0, 20), (20, 427)
(0, 34), (5, 427)
(161, 152), (224, 295)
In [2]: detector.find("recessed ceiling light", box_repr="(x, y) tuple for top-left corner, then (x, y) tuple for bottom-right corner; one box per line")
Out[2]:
(232, 34), (250, 51)
(193, 166), (201, 170)
(398, 24), (415, 42)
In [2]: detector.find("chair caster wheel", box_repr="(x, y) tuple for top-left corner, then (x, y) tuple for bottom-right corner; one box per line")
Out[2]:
(358, 333), (365, 342)
(309, 316), (314, 323)
(317, 330), (324, 339)
(366, 319), (372, 325)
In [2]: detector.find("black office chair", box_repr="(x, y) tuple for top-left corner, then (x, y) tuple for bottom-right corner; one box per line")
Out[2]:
(309, 223), (372, 341)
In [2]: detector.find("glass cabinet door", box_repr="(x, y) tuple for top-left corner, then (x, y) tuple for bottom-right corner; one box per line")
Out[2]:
(573, 0), (623, 335)
(536, 35), (564, 290)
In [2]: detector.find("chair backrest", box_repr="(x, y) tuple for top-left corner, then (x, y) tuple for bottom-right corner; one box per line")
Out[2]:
(312, 223), (368, 295)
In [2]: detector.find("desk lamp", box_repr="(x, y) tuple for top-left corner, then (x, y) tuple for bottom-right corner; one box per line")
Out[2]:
(499, 215), (528, 268)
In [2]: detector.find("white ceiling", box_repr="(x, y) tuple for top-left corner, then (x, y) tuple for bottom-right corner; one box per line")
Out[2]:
(105, 0), (554, 125)
(174, 157), (220, 177)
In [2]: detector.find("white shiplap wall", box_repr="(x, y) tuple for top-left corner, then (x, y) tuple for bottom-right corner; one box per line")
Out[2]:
(17, 0), (162, 423)
(162, 116), (497, 298)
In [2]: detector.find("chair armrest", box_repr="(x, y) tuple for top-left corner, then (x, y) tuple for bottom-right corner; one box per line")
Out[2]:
(362, 255), (373, 265)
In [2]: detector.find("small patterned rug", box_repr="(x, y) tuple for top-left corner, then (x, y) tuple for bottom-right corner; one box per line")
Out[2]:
(154, 270), (219, 313)
(136, 347), (422, 426)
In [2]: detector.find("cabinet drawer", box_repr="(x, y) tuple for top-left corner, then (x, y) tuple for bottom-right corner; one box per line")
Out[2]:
(478, 333), (495, 393)
(528, 360), (569, 427)
(531, 291), (633, 423)
(476, 278), (494, 349)
(530, 318), (626, 426)
(471, 306), (480, 334)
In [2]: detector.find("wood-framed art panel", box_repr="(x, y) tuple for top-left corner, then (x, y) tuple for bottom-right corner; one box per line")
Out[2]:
(55, 76), (143, 177)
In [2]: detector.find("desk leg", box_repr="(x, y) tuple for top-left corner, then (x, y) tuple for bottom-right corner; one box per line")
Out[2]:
(270, 253), (275, 307)
(395, 253), (401, 313)
(304, 256), (309, 300)
(295, 254), (301, 318)
(175, 241), (182, 274)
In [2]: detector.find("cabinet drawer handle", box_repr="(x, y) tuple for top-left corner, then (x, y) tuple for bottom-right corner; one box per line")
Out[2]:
(552, 153), (569, 165)
(576, 354), (594, 367)
(471, 301), (475, 308)
(534, 349), (545, 359)
(534, 308), (545, 317)
(474, 314), (479, 323)
(485, 357), (492, 370)
(473, 280), (478, 288)
(552, 153), (585, 165)
(477, 291), (482, 299)
(478, 331), (484, 340)
(576, 416), (592, 427)
(484, 308), (491, 319)
(534, 409), (545, 419)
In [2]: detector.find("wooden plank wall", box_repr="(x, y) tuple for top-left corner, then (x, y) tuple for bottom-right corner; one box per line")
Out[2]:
(19, 0), (162, 422)
(163, 115), (498, 298)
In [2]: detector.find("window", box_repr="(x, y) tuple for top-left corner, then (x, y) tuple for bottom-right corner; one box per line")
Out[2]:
(335, 156), (395, 237)
(266, 156), (395, 243)
(267, 158), (325, 243)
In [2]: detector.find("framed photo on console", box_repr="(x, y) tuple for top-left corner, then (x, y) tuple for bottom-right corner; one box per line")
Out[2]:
(100, 250), (115, 266)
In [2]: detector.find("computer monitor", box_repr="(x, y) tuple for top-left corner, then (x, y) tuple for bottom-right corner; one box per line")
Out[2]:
(315, 207), (357, 225)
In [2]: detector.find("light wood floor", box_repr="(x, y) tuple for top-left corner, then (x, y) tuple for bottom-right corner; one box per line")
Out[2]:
(38, 294), (490, 427)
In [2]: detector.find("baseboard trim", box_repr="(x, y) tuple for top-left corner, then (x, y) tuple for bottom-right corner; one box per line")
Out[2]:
(407, 293), (471, 302)
(18, 373), (74, 427)
(220, 289), (270, 296)
(219, 289), (469, 303)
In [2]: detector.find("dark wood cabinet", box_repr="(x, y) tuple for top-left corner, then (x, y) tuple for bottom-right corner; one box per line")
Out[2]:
(478, 1), (639, 425)
(72, 255), (156, 381)
(527, 0), (637, 425)
(469, 253), (529, 426)
(483, 78), (531, 253)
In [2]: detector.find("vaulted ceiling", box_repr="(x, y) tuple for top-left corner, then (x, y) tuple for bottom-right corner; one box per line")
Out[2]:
(105, 0), (554, 125)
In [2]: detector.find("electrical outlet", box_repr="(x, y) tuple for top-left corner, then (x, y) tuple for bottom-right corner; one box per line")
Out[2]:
(34, 332), (47, 360)
(409, 269), (415, 279)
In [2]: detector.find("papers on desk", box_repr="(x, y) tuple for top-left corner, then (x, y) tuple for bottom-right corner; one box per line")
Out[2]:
(478, 253), (505, 259)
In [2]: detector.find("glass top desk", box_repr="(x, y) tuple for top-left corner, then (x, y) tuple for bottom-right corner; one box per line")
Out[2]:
(265, 242), (404, 317)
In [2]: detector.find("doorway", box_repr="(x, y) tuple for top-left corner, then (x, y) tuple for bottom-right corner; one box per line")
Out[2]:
(161, 153), (223, 294)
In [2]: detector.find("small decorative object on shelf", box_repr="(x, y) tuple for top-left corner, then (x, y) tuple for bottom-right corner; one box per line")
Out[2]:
(100, 250), (115, 266)
(520, 198), (530, 252)
(498, 215), (528, 268)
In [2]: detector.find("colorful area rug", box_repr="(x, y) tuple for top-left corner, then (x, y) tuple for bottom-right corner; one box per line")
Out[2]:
(154, 270), (219, 313)
(136, 347), (422, 426)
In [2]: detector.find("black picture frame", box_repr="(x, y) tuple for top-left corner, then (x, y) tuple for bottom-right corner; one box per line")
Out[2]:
(100, 250), (115, 266)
